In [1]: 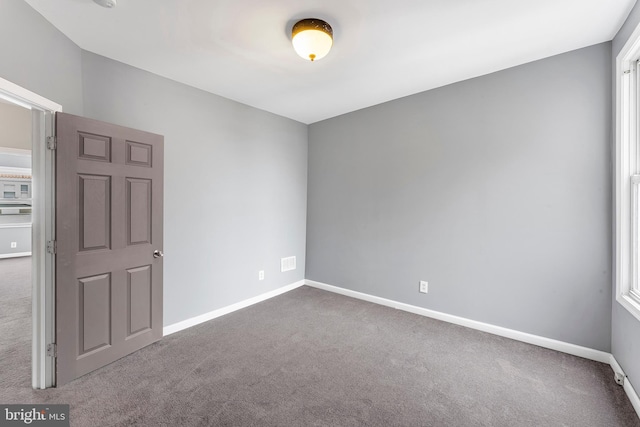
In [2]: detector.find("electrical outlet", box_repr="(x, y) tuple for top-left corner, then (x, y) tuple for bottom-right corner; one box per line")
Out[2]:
(10, 242), (17, 249)
(258, 270), (265, 281)
(419, 281), (428, 294)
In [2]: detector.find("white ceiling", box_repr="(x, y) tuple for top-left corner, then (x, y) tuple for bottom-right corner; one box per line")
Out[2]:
(24, 0), (637, 124)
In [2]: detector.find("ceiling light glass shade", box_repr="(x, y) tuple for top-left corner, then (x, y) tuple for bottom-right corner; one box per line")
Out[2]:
(291, 19), (333, 62)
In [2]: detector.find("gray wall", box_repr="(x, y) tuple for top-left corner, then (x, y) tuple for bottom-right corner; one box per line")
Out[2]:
(0, 0), (624, 360)
(81, 52), (308, 326)
(1, 2), (307, 328)
(0, 102), (31, 150)
(0, 226), (31, 257)
(0, 1), (83, 115)
(612, 0), (640, 394)
(307, 43), (612, 351)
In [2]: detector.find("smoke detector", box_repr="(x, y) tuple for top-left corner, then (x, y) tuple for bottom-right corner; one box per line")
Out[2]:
(93, 0), (117, 8)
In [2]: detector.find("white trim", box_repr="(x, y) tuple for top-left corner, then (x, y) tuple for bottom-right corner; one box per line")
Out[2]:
(0, 251), (31, 259)
(0, 77), (61, 112)
(0, 93), (32, 110)
(623, 375), (640, 418)
(31, 109), (51, 389)
(620, 293), (640, 323)
(616, 19), (640, 323)
(610, 354), (625, 378)
(159, 277), (640, 418)
(38, 110), (56, 388)
(163, 280), (305, 336)
(305, 280), (611, 363)
(610, 356), (640, 419)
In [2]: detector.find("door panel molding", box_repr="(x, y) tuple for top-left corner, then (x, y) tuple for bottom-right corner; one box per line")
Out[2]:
(78, 132), (112, 162)
(126, 178), (152, 246)
(78, 174), (112, 252)
(126, 264), (152, 338)
(77, 273), (112, 357)
(125, 140), (152, 167)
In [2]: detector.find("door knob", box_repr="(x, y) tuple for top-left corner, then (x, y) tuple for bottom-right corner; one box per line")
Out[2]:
(153, 250), (164, 258)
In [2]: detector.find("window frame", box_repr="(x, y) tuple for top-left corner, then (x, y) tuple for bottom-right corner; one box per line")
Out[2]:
(616, 22), (640, 322)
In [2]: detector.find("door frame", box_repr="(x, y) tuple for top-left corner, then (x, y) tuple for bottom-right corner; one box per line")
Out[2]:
(0, 76), (61, 389)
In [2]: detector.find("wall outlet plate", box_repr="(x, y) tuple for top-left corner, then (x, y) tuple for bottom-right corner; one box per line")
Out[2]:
(10, 242), (17, 248)
(259, 270), (265, 281)
(419, 281), (428, 294)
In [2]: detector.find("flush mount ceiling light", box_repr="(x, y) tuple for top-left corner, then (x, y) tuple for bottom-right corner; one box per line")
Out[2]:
(291, 19), (333, 62)
(93, 0), (117, 8)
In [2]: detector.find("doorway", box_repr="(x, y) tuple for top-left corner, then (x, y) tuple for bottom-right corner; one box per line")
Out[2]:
(0, 77), (164, 388)
(0, 77), (60, 389)
(0, 100), (33, 390)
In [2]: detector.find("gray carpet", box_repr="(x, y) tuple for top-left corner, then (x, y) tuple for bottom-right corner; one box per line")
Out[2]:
(0, 257), (32, 390)
(1, 263), (638, 426)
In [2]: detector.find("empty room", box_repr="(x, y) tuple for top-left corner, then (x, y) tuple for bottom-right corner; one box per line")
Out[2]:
(1, 0), (640, 425)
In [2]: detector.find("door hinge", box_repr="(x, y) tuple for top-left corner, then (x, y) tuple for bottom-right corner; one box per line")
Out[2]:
(46, 343), (57, 358)
(47, 136), (57, 150)
(46, 240), (57, 254)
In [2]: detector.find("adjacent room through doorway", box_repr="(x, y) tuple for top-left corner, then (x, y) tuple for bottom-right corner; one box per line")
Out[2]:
(0, 98), (33, 390)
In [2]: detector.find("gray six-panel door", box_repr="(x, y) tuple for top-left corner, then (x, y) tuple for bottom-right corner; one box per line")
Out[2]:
(55, 112), (163, 386)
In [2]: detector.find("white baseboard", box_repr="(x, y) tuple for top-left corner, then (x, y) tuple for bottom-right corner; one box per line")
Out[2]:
(308, 279), (640, 419)
(0, 251), (31, 259)
(163, 280), (305, 336)
(160, 277), (639, 419)
(305, 279), (611, 364)
(610, 356), (640, 418)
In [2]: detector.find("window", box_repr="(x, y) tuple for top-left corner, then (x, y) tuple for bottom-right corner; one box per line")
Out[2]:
(616, 24), (640, 322)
